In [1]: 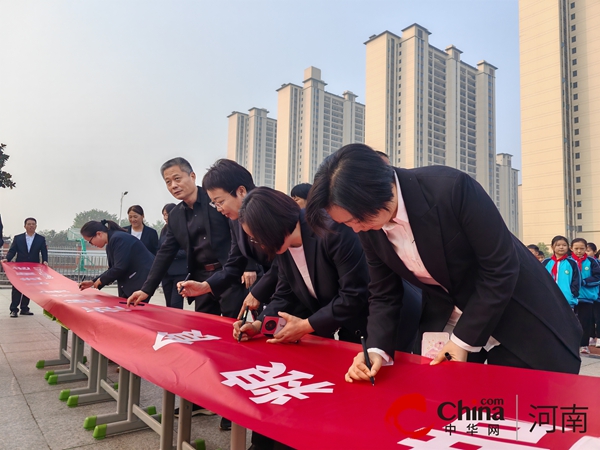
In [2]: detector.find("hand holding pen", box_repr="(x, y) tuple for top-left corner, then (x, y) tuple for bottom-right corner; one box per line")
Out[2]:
(177, 273), (191, 297)
(237, 306), (250, 342)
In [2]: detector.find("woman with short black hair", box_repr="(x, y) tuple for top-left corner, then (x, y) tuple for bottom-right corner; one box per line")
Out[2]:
(234, 187), (370, 344)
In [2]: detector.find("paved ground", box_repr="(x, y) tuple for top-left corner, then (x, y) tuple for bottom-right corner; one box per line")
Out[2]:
(0, 286), (249, 450)
(2, 286), (600, 450)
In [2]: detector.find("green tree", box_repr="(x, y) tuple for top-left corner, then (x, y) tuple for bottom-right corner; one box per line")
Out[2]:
(150, 219), (165, 234)
(39, 229), (76, 248)
(72, 209), (118, 228)
(537, 242), (550, 258)
(0, 143), (16, 189)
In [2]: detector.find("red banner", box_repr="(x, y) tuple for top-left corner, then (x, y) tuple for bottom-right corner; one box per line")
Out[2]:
(4, 262), (600, 449)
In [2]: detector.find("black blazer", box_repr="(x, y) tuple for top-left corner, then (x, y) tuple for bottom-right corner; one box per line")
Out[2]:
(361, 166), (582, 373)
(94, 230), (154, 299)
(124, 225), (159, 255)
(159, 226), (187, 277)
(207, 219), (274, 302)
(6, 233), (48, 263)
(141, 187), (237, 295)
(259, 211), (369, 339)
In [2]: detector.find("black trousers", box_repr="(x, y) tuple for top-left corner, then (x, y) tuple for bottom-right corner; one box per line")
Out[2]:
(592, 302), (600, 339)
(162, 274), (187, 309)
(191, 268), (247, 318)
(575, 301), (594, 346)
(10, 287), (30, 313)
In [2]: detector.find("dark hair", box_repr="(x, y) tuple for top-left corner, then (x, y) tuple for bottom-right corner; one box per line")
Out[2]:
(238, 187), (300, 259)
(587, 242), (597, 252)
(24, 217), (37, 225)
(571, 237), (587, 247)
(127, 205), (145, 217)
(160, 157), (194, 177)
(538, 250), (545, 258)
(526, 244), (540, 252)
(162, 203), (177, 215)
(551, 235), (569, 247)
(80, 220), (126, 238)
(290, 183), (312, 200)
(202, 159), (255, 196)
(306, 143), (395, 233)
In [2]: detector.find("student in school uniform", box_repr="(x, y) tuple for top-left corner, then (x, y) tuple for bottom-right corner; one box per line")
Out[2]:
(571, 238), (600, 354)
(542, 235), (580, 309)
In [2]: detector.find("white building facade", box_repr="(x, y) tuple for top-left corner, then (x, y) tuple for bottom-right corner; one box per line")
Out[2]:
(227, 108), (277, 188)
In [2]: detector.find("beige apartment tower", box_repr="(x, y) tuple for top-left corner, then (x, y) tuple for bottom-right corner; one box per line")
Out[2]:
(365, 24), (498, 196)
(274, 67), (365, 194)
(227, 108), (277, 188)
(520, 0), (600, 244)
(496, 154), (520, 236)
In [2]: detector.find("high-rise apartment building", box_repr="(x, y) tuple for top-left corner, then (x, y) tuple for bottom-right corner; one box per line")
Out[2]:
(496, 154), (519, 236)
(274, 67), (365, 194)
(227, 108), (277, 188)
(520, 0), (600, 244)
(364, 24), (498, 196)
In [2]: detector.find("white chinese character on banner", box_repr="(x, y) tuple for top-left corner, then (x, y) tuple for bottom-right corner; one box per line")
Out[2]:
(153, 330), (221, 350)
(221, 362), (334, 405)
(19, 277), (42, 281)
(82, 306), (130, 313)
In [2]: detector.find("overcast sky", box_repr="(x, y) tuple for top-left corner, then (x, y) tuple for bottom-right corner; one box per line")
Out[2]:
(0, 0), (520, 237)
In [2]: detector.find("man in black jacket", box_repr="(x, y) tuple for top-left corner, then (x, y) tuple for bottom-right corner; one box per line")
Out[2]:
(2, 217), (48, 317)
(128, 157), (257, 318)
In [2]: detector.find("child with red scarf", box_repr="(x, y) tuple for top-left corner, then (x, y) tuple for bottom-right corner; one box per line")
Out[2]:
(543, 235), (580, 309)
(571, 238), (600, 354)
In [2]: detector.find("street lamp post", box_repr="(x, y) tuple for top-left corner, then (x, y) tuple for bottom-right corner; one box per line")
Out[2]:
(119, 191), (129, 225)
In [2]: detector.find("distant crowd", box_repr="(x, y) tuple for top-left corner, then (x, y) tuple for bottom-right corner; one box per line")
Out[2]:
(529, 238), (600, 354)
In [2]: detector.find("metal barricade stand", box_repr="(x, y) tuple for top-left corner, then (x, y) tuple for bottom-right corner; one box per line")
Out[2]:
(60, 348), (116, 406)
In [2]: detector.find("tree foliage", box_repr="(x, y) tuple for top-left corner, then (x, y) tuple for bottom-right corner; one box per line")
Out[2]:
(537, 242), (550, 258)
(38, 229), (77, 248)
(0, 143), (16, 189)
(72, 209), (118, 228)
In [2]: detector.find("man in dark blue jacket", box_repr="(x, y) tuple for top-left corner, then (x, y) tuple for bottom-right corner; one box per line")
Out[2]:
(2, 217), (48, 317)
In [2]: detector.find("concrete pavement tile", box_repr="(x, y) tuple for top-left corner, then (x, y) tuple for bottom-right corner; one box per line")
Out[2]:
(0, 331), (58, 344)
(58, 430), (159, 450)
(0, 376), (21, 398)
(3, 339), (64, 354)
(0, 394), (49, 450)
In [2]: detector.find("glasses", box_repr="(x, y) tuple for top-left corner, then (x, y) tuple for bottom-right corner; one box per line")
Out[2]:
(87, 235), (95, 246)
(209, 189), (236, 209)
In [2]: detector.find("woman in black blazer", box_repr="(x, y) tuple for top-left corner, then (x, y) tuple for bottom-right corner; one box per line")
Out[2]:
(79, 220), (154, 300)
(232, 187), (370, 344)
(124, 205), (159, 255)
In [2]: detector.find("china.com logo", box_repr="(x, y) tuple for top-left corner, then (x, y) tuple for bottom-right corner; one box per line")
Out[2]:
(385, 393), (505, 438)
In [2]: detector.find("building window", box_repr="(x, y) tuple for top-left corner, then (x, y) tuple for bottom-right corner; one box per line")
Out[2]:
(575, 152), (580, 159)
(576, 176), (581, 182)
(576, 164), (581, 170)
(577, 189), (581, 195)
(571, 25), (576, 31)
(577, 213), (582, 219)
(572, 36), (577, 43)
(575, 141), (580, 147)
(571, 1), (575, 7)
(578, 226), (583, 232)
(574, 94), (578, 100)
(572, 47), (577, 54)
(575, 129), (579, 135)
(574, 117), (579, 123)
(573, 70), (578, 77)
(574, 105), (579, 111)
(571, 13), (576, 19)
(576, 201), (582, 207)
(573, 82), (578, 88)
